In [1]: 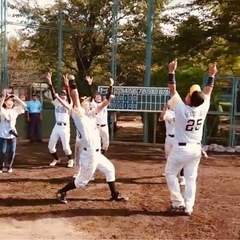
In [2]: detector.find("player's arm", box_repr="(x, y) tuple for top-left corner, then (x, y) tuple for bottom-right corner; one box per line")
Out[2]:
(46, 72), (56, 100)
(203, 63), (217, 96)
(168, 60), (177, 96)
(94, 78), (114, 114)
(13, 95), (27, 108)
(167, 60), (182, 110)
(54, 93), (71, 111)
(159, 106), (167, 121)
(85, 76), (95, 101)
(69, 77), (81, 109)
(63, 74), (72, 104)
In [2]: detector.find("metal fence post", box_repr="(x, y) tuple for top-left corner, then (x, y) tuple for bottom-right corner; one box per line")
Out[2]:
(143, 0), (154, 143)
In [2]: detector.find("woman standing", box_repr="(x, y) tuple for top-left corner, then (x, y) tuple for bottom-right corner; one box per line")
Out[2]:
(0, 92), (27, 173)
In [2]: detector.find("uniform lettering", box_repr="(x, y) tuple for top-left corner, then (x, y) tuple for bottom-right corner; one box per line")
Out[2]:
(185, 119), (203, 131)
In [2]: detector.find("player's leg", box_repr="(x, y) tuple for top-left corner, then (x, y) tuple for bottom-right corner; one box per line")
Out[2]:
(73, 140), (82, 178)
(96, 153), (128, 201)
(183, 154), (201, 215)
(165, 146), (186, 209)
(48, 126), (60, 166)
(56, 150), (98, 203)
(163, 137), (172, 176)
(0, 138), (6, 172)
(179, 168), (186, 186)
(6, 138), (17, 173)
(100, 126), (109, 154)
(59, 127), (73, 168)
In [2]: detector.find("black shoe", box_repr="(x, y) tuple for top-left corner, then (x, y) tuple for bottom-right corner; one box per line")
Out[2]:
(56, 190), (68, 204)
(110, 193), (129, 202)
(169, 205), (185, 213)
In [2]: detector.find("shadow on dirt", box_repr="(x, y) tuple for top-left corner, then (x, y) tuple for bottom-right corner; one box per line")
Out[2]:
(0, 206), (183, 219)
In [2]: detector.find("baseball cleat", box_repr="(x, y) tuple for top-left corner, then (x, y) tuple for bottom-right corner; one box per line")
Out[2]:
(185, 210), (193, 216)
(7, 167), (13, 173)
(110, 194), (129, 202)
(56, 191), (68, 204)
(169, 205), (186, 213)
(67, 159), (74, 168)
(50, 159), (60, 166)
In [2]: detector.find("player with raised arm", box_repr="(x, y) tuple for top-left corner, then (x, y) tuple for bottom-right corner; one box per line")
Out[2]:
(54, 76), (128, 203)
(165, 59), (217, 216)
(87, 76), (113, 154)
(46, 72), (74, 168)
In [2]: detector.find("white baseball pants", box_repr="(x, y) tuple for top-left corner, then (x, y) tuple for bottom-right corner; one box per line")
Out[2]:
(165, 135), (174, 159)
(98, 125), (109, 151)
(74, 147), (115, 188)
(165, 143), (201, 212)
(48, 124), (72, 155)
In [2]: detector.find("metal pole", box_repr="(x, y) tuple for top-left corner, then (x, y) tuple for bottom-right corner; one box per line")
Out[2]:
(57, 9), (63, 93)
(0, 0), (3, 91)
(3, 0), (7, 89)
(111, 0), (118, 82)
(0, 0), (8, 91)
(143, 0), (154, 143)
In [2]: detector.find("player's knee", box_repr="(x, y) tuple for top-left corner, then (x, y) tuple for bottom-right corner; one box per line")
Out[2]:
(64, 148), (72, 156)
(74, 177), (88, 188)
(48, 148), (56, 154)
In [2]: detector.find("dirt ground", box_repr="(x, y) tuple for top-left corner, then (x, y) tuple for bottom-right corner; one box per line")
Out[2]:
(0, 121), (240, 240)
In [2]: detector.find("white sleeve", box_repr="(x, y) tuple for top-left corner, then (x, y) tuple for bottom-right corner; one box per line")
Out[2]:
(168, 92), (183, 110)
(13, 105), (25, 115)
(52, 99), (59, 106)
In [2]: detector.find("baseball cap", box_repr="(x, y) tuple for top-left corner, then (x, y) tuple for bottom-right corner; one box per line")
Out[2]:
(60, 89), (67, 95)
(80, 96), (91, 103)
(189, 84), (201, 96)
(68, 75), (75, 80)
(189, 84), (205, 107)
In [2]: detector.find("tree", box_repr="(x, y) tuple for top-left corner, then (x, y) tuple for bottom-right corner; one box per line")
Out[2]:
(10, 0), (168, 94)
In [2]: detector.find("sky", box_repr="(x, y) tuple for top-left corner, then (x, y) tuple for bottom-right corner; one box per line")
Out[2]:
(6, 0), (184, 37)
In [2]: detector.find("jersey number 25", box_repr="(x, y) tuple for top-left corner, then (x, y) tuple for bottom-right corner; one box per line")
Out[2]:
(185, 119), (203, 131)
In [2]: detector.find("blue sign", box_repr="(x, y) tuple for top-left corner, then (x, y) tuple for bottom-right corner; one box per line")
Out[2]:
(98, 86), (170, 112)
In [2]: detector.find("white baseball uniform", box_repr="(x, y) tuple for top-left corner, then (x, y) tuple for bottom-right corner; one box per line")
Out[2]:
(163, 109), (175, 159)
(71, 107), (115, 188)
(165, 92), (210, 213)
(48, 99), (72, 155)
(91, 101), (109, 151)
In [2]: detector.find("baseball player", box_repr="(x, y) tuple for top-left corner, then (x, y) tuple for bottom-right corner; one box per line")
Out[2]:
(46, 72), (74, 168)
(91, 91), (110, 154)
(159, 105), (185, 185)
(0, 91), (27, 173)
(55, 76), (128, 203)
(165, 59), (217, 216)
(85, 76), (111, 154)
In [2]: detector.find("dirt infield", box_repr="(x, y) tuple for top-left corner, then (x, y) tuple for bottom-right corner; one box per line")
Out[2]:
(0, 140), (240, 239)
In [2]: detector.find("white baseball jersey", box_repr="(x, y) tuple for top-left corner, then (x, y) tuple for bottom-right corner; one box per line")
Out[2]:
(52, 99), (70, 124)
(168, 92), (210, 143)
(163, 109), (175, 136)
(0, 106), (25, 139)
(71, 108), (101, 150)
(91, 101), (108, 126)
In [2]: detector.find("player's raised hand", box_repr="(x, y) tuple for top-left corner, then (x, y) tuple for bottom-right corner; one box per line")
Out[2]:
(54, 93), (59, 98)
(63, 73), (69, 86)
(46, 72), (52, 85)
(209, 62), (217, 77)
(168, 59), (177, 73)
(110, 78), (114, 86)
(85, 76), (93, 85)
